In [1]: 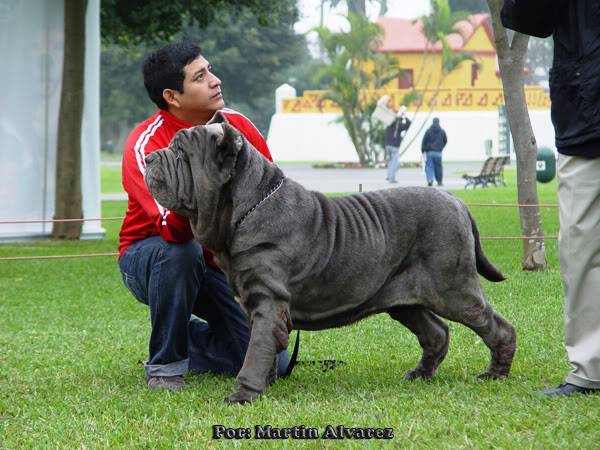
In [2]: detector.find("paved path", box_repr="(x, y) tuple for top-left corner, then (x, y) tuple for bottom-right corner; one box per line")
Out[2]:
(101, 161), (487, 201)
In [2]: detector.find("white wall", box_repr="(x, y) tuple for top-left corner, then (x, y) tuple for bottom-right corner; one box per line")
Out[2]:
(0, 0), (103, 241)
(268, 109), (556, 163)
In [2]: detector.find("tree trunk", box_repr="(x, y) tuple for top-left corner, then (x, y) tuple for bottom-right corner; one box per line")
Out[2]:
(354, 117), (370, 164)
(487, 0), (547, 270)
(53, 0), (87, 239)
(347, 0), (366, 15)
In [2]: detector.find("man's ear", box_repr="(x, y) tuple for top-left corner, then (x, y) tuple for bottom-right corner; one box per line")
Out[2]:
(215, 123), (244, 182)
(162, 89), (181, 109)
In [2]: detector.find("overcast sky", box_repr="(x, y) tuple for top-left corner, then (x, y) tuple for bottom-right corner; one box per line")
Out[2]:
(295, 0), (431, 35)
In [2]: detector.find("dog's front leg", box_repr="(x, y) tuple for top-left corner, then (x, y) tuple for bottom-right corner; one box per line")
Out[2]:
(226, 297), (291, 404)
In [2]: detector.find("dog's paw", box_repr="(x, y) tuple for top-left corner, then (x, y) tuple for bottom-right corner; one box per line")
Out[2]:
(477, 370), (508, 380)
(224, 387), (261, 405)
(404, 368), (434, 381)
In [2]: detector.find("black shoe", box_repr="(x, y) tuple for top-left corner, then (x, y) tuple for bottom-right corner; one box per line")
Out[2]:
(532, 382), (600, 397)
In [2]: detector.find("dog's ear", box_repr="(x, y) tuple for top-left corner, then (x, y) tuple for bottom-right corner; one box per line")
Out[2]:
(207, 110), (228, 125)
(215, 123), (244, 183)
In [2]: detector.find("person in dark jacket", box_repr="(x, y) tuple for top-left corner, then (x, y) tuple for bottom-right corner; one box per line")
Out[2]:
(421, 117), (447, 186)
(502, 0), (600, 397)
(384, 105), (411, 183)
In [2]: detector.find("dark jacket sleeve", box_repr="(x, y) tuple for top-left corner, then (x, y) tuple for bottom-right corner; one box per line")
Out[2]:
(421, 130), (430, 153)
(501, 0), (560, 38)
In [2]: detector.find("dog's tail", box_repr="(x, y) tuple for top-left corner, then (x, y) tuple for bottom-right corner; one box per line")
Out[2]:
(468, 210), (505, 282)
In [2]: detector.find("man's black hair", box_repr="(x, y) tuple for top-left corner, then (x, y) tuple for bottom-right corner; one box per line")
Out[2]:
(143, 42), (203, 110)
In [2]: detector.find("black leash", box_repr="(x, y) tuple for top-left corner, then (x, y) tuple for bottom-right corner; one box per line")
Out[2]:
(280, 330), (345, 379)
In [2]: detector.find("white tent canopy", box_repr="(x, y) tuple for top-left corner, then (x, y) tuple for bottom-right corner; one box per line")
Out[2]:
(0, 0), (103, 241)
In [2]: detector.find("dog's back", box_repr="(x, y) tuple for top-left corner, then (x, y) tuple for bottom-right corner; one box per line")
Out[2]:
(264, 183), (491, 329)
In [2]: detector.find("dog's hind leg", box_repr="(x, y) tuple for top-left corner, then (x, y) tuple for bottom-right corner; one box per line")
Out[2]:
(432, 293), (516, 379)
(388, 305), (449, 380)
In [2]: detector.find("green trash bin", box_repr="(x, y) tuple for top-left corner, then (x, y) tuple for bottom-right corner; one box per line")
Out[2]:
(536, 147), (556, 183)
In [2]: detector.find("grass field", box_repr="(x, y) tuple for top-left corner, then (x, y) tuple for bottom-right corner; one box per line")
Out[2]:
(101, 167), (124, 194)
(1, 172), (599, 449)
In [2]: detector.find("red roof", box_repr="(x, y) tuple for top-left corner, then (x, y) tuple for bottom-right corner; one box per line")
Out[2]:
(377, 13), (493, 53)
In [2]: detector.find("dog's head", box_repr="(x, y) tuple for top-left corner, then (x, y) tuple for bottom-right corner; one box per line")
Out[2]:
(144, 121), (245, 217)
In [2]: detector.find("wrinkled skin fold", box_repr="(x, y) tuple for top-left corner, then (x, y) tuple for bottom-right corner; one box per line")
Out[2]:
(144, 116), (517, 404)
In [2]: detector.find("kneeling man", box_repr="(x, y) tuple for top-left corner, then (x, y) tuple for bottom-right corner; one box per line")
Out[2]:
(118, 42), (288, 390)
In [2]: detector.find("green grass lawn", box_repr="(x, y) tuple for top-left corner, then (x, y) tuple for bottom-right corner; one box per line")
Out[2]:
(100, 151), (123, 163)
(1, 175), (599, 449)
(101, 166), (124, 194)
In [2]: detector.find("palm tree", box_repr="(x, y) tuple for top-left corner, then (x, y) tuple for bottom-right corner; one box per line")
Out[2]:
(320, 0), (388, 18)
(314, 13), (401, 164)
(399, 0), (474, 157)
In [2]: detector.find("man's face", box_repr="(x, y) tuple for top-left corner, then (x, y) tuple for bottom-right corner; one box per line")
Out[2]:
(171, 56), (225, 120)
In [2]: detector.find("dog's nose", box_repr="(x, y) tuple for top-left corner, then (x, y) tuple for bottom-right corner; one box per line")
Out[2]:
(145, 153), (158, 165)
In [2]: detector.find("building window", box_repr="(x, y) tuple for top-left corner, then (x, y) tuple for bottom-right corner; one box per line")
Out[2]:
(398, 69), (414, 89)
(471, 63), (479, 86)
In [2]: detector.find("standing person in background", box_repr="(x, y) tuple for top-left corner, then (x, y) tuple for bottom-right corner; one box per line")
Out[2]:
(384, 105), (411, 184)
(502, 0), (600, 397)
(421, 117), (447, 186)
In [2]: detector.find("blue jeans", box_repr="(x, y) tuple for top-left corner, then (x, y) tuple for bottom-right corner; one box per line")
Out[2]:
(119, 236), (289, 377)
(386, 145), (400, 182)
(425, 151), (443, 185)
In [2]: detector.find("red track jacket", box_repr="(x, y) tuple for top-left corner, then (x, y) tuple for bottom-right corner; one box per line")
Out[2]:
(118, 108), (272, 269)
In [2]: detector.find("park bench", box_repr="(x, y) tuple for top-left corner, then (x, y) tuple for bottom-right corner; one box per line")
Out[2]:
(462, 156), (510, 189)
(489, 155), (510, 186)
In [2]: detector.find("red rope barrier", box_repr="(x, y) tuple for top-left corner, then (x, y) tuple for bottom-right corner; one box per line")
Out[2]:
(483, 236), (557, 241)
(0, 204), (559, 261)
(0, 237), (558, 261)
(0, 203), (560, 226)
(0, 203), (558, 225)
(467, 203), (559, 208)
(0, 252), (118, 261)
(0, 217), (124, 225)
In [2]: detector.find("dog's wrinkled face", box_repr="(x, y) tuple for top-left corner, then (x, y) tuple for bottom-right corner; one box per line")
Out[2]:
(144, 122), (243, 216)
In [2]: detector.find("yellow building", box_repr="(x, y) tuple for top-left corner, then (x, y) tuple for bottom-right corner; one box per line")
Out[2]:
(379, 14), (499, 90)
(282, 14), (549, 114)
(269, 14), (554, 162)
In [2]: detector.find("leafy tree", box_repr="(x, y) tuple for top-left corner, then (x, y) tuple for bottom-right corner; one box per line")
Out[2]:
(55, 0), (303, 239)
(323, 0), (367, 15)
(314, 13), (401, 165)
(100, 4), (306, 151)
(486, 0), (546, 270)
(100, 0), (297, 45)
(399, 0), (474, 156)
(178, 9), (307, 134)
(100, 45), (153, 153)
(321, 0), (389, 17)
(524, 37), (553, 85)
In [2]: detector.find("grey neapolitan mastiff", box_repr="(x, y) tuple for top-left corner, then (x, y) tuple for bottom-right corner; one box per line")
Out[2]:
(144, 116), (516, 404)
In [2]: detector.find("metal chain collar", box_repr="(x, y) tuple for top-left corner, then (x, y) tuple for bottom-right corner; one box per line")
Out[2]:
(234, 178), (285, 230)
